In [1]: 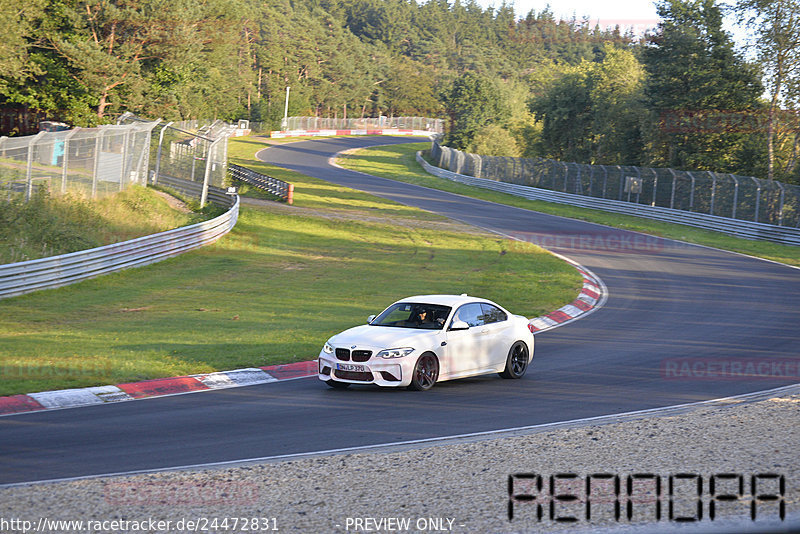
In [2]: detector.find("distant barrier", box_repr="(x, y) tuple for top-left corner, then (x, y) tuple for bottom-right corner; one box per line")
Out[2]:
(270, 128), (435, 139)
(281, 116), (443, 132)
(430, 140), (800, 230)
(228, 163), (293, 204)
(417, 151), (800, 246)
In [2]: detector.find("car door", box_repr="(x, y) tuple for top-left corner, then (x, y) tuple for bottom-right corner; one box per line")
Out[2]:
(480, 303), (511, 367)
(444, 302), (491, 377)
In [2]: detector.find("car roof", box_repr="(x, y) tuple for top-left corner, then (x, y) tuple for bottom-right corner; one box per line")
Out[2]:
(395, 294), (497, 308)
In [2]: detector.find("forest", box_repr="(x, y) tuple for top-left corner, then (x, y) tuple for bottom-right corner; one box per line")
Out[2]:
(1, 0), (798, 184)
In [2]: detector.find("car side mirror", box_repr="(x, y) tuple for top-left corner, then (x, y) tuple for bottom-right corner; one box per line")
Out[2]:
(449, 320), (469, 331)
(367, 315), (376, 324)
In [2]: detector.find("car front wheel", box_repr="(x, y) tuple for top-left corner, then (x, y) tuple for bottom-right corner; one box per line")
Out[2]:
(499, 341), (530, 379)
(408, 353), (439, 391)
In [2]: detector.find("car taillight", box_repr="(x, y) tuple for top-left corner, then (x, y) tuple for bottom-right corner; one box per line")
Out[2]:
(527, 323), (536, 333)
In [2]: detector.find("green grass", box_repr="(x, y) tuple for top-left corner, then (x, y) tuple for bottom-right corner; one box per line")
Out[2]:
(0, 137), (582, 396)
(0, 186), (208, 264)
(336, 142), (800, 267)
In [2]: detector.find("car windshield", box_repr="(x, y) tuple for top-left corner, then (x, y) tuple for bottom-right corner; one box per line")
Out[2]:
(371, 303), (452, 330)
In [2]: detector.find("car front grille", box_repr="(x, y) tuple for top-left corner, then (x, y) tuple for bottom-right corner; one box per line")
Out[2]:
(334, 370), (373, 382)
(352, 350), (372, 362)
(335, 348), (372, 362)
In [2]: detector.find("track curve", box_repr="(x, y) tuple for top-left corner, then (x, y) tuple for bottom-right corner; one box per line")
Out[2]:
(1, 136), (798, 486)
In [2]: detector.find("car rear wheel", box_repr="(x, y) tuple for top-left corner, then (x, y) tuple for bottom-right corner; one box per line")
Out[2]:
(499, 341), (529, 379)
(326, 379), (350, 389)
(408, 353), (439, 391)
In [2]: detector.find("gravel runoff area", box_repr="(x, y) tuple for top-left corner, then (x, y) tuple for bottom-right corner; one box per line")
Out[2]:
(1, 385), (797, 534)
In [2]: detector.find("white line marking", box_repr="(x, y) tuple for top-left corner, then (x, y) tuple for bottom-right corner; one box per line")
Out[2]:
(5, 382), (798, 488)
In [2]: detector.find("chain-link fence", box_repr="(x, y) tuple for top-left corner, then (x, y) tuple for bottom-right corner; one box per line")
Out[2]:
(118, 114), (233, 207)
(0, 120), (160, 201)
(281, 116), (443, 132)
(430, 141), (800, 228)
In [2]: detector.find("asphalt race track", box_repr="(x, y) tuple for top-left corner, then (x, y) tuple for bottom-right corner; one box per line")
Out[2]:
(1, 136), (798, 485)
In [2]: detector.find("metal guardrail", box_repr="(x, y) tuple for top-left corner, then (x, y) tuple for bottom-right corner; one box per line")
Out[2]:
(430, 141), (800, 229)
(0, 185), (239, 300)
(228, 163), (293, 203)
(417, 152), (800, 246)
(153, 173), (237, 207)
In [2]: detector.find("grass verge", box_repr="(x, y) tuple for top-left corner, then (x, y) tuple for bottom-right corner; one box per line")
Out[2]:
(0, 137), (581, 396)
(336, 142), (800, 267)
(0, 186), (209, 264)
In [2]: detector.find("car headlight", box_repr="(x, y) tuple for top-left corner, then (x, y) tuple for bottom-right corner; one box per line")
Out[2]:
(323, 342), (334, 354)
(376, 347), (415, 359)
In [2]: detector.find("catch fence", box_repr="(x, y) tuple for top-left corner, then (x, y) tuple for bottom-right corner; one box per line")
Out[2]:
(0, 121), (160, 200)
(430, 141), (800, 228)
(281, 116), (443, 133)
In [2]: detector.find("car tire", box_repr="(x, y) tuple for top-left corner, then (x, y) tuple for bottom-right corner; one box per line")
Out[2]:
(499, 341), (530, 379)
(326, 379), (350, 389)
(408, 353), (439, 391)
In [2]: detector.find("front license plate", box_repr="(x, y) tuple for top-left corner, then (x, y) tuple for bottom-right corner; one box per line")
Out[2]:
(336, 363), (366, 372)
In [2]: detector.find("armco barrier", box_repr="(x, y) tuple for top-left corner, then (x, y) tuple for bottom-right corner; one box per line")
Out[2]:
(228, 163), (293, 203)
(270, 128), (434, 138)
(153, 174), (235, 206)
(417, 152), (800, 246)
(0, 183), (238, 300)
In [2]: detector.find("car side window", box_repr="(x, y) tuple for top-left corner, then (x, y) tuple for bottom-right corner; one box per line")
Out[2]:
(480, 303), (507, 324)
(453, 303), (485, 328)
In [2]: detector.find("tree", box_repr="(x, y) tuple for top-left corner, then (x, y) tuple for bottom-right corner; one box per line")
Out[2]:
(381, 56), (440, 116)
(0, 0), (44, 87)
(529, 64), (593, 161)
(468, 124), (520, 156)
(529, 48), (646, 164)
(440, 71), (510, 150)
(589, 47), (647, 164)
(642, 0), (763, 171)
(736, 0), (800, 180)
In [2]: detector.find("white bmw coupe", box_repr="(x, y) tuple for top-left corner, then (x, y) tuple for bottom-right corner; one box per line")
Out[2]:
(318, 295), (534, 391)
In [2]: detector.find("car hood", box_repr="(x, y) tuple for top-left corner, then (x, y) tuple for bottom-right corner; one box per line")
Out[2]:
(329, 325), (440, 349)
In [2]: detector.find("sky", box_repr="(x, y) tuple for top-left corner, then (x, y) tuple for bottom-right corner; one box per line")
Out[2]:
(474, 0), (751, 48)
(486, 0), (661, 31)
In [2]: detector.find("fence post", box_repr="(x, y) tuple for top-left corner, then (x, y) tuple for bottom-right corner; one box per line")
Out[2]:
(668, 169), (677, 209)
(750, 177), (762, 222)
(200, 137), (221, 208)
(601, 166), (608, 198)
(730, 174), (739, 219)
(710, 172), (717, 216)
(92, 131), (102, 199)
(651, 168), (658, 207)
(686, 172), (696, 211)
(26, 132), (48, 201)
(120, 128), (129, 191)
(61, 128), (80, 194)
(153, 121), (173, 186)
(776, 181), (785, 226)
